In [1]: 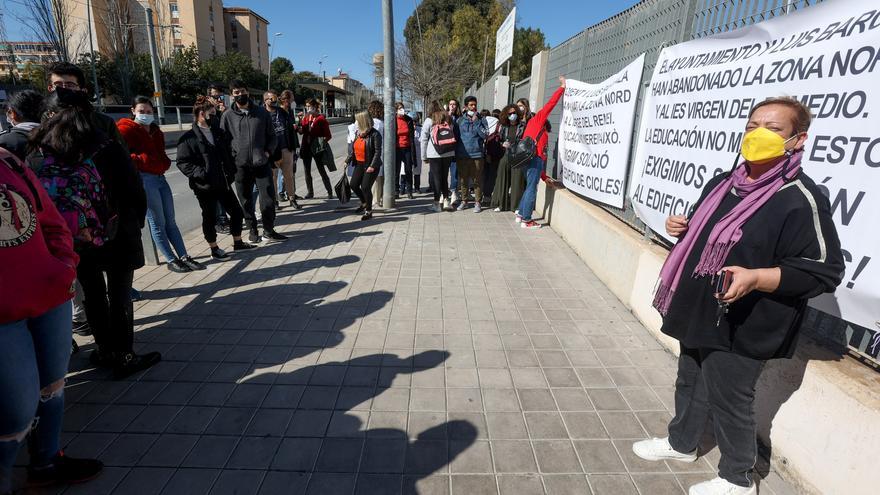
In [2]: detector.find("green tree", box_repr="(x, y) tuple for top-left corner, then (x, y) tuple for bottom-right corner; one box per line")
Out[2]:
(199, 51), (266, 91)
(510, 27), (548, 81)
(271, 57), (294, 76)
(403, 0), (497, 48)
(161, 45), (202, 105)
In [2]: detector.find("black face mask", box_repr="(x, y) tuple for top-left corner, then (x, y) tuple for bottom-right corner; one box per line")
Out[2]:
(54, 87), (91, 110)
(205, 114), (216, 127)
(234, 94), (249, 105)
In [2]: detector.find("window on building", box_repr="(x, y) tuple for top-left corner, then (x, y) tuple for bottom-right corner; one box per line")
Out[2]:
(170, 2), (179, 18)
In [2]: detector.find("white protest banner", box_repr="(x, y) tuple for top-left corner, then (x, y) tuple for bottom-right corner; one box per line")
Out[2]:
(559, 54), (645, 208)
(494, 7), (516, 70)
(628, 0), (880, 329)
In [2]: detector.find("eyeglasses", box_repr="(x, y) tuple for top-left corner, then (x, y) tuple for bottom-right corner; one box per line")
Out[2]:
(51, 81), (80, 90)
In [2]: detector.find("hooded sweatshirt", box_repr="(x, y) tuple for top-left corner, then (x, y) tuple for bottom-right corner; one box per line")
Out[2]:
(117, 118), (172, 175)
(220, 102), (277, 169)
(0, 148), (77, 323)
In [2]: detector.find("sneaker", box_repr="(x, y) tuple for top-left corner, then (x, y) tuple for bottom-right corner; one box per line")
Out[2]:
(441, 197), (451, 211)
(72, 320), (91, 337)
(408, 192), (414, 200)
(456, 201), (467, 211)
(493, 207), (502, 212)
(27, 451), (103, 487)
(264, 230), (288, 241)
(304, 192), (315, 199)
(515, 214), (523, 223)
(279, 191), (289, 202)
(233, 240), (257, 251)
(473, 202), (482, 213)
(168, 259), (192, 273)
(355, 204), (367, 214)
(211, 247), (230, 260)
(290, 200), (302, 210)
(248, 230), (262, 244)
(688, 477), (756, 495)
(113, 351), (161, 379)
(632, 437), (697, 463)
(216, 223), (230, 234)
(521, 220), (542, 229)
(430, 202), (442, 212)
(180, 255), (205, 271)
(361, 211), (372, 221)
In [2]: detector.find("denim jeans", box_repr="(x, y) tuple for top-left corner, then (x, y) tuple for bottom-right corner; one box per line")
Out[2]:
(141, 172), (188, 263)
(0, 300), (72, 492)
(450, 161), (458, 191)
(517, 156), (544, 221)
(396, 147), (414, 193)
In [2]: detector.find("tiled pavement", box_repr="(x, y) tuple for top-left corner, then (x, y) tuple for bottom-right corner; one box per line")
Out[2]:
(19, 195), (797, 494)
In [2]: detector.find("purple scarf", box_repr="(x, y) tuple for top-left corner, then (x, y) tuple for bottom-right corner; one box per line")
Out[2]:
(653, 152), (803, 315)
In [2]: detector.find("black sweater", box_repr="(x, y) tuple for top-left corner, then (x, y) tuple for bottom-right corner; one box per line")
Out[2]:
(661, 170), (845, 359)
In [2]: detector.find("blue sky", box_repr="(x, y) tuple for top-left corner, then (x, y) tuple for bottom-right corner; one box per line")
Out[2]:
(2, 0), (639, 84)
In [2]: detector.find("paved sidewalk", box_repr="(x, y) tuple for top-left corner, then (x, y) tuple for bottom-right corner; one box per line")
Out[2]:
(33, 195), (796, 494)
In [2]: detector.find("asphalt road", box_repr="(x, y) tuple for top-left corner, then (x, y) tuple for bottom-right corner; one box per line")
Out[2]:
(164, 122), (352, 236)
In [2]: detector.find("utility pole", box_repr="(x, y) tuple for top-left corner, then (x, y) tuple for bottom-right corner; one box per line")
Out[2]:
(143, 6), (165, 123)
(382, 0), (396, 209)
(86, 0), (101, 109)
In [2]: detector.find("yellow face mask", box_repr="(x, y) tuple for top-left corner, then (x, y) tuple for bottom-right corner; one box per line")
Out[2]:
(740, 127), (798, 163)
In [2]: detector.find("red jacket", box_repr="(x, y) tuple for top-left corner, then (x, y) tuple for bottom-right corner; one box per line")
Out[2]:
(298, 113), (332, 145)
(117, 118), (172, 175)
(0, 148), (77, 323)
(523, 86), (564, 162)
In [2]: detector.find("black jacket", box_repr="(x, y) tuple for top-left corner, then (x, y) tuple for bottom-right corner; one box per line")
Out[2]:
(0, 126), (33, 161)
(346, 128), (382, 170)
(661, 169), (845, 359)
(219, 101), (277, 169)
(176, 124), (236, 193)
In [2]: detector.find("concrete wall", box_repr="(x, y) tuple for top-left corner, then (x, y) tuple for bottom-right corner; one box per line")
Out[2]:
(535, 184), (880, 495)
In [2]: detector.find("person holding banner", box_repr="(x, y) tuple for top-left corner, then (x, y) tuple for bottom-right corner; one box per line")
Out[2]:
(632, 97), (844, 495)
(517, 77), (565, 229)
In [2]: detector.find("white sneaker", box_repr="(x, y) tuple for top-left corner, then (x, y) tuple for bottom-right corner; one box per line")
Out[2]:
(430, 202), (442, 212)
(515, 214), (523, 223)
(689, 477), (756, 495)
(493, 207), (502, 212)
(473, 202), (482, 213)
(456, 201), (467, 211)
(632, 437), (697, 463)
(442, 197), (452, 211)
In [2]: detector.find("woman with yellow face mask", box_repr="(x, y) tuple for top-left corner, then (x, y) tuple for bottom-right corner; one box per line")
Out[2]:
(632, 97), (845, 495)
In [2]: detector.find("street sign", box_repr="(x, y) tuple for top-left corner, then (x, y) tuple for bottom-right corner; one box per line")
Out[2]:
(494, 7), (516, 70)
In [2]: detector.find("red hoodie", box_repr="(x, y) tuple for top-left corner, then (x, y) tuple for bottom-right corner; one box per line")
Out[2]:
(523, 86), (565, 162)
(117, 118), (172, 175)
(0, 148), (78, 324)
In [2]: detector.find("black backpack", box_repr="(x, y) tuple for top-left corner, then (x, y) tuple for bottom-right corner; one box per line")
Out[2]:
(508, 127), (546, 169)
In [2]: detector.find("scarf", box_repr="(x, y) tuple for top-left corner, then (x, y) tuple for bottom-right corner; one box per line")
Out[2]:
(652, 151), (803, 315)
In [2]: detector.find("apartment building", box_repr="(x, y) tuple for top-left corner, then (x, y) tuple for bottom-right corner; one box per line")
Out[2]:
(61, 0), (268, 72)
(222, 7), (269, 72)
(0, 41), (59, 78)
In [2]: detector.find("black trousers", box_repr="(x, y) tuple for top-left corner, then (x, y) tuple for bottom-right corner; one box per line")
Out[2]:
(76, 254), (135, 355)
(196, 187), (244, 243)
(395, 147), (414, 193)
(668, 344), (765, 487)
(428, 156), (453, 202)
(350, 164), (379, 210)
(301, 150), (332, 196)
(234, 165), (275, 232)
(482, 159), (498, 199)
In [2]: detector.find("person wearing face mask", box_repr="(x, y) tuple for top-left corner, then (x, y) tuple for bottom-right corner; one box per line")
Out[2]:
(176, 96), (257, 260)
(279, 90), (302, 203)
(632, 97), (844, 495)
(263, 90), (300, 211)
(365, 100), (386, 207)
(491, 104), (524, 212)
(117, 97), (202, 273)
(446, 99), (462, 202)
(0, 90), (44, 161)
(454, 96), (488, 212)
(296, 98), (333, 199)
(394, 102), (416, 199)
(220, 80), (285, 243)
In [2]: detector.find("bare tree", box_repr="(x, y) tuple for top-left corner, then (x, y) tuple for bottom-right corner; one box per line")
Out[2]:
(101, 0), (135, 101)
(396, 29), (476, 110)
(16, 0), (79, 62)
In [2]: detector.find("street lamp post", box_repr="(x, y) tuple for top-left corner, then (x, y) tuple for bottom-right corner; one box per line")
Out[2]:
(318, 55), (328, 114)
(267, 32), (283, 91)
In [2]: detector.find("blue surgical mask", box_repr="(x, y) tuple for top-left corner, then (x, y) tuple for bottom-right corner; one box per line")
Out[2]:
(508, 114), (518, 123)
(134, 113), (155, 126)
(467, 110), (475, 117)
